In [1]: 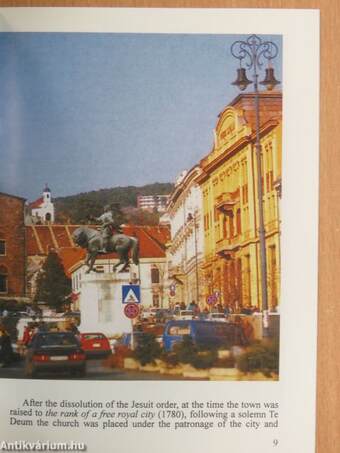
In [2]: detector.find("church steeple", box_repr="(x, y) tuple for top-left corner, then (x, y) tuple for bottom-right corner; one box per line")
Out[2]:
(29, 184), (55, 224)
(43, 183), (51, 203)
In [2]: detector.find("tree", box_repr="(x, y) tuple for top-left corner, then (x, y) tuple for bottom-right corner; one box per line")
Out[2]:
(34, 252), (71, 310)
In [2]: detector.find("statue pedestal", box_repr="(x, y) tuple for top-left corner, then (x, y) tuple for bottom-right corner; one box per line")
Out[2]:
(79, 272), (132, 337)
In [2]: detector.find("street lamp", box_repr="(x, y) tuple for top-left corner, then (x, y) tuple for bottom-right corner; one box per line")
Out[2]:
(187, 212), (199, 307)
(230, 35), (280, 336)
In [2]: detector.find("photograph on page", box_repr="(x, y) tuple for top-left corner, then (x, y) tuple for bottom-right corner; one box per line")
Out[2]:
(0, 7), (319, 453)
(0, 32), (282, 382)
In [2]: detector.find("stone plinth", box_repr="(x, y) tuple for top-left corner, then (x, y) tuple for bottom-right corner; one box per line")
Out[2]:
(79, 272), (132, 337)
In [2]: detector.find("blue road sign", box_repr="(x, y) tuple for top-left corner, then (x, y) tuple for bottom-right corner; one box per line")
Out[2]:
(122, 285), (141, 304)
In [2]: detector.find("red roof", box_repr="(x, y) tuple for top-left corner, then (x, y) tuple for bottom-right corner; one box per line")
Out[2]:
(57, 247), (86, 278)
(29, 197), (44, 209)
(26, 224), (170, 274)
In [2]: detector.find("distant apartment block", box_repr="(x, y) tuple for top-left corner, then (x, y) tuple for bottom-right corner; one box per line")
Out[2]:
(137, 194), (170, 212)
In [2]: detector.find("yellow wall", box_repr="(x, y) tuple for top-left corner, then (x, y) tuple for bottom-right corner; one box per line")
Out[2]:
(200, 107), (281, 310)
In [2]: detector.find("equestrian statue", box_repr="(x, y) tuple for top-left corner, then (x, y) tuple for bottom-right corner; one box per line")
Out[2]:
(72, 203), (139, 274)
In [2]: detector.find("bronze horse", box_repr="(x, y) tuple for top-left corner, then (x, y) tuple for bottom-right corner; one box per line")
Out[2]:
(72, 226), (139, 273)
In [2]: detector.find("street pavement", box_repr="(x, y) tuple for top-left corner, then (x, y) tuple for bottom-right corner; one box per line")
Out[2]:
(0, 359), (196, 381)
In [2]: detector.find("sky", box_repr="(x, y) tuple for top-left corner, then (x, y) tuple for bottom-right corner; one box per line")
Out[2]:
(0, 33), (282, 202)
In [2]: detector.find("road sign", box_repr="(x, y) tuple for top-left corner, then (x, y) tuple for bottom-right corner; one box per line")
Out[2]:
(170, 284), (176, 292)
(124, 303), (140, 319)
(207, 294), (217, 305)
(122, 285), (141, 304)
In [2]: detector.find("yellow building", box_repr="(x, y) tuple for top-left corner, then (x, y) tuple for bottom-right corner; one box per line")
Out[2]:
(197, 91), (282, 312)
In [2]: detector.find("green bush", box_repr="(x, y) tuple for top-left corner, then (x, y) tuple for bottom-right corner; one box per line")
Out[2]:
(214, 356), (236, 369)
(133, 333), (162, 366)
(161, 351), (179, 367)
(236, 339), (279, 377)
(173, 336), (218, 370)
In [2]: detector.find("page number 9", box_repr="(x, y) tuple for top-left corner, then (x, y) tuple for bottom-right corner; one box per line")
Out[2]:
(273, 439), (279, 447)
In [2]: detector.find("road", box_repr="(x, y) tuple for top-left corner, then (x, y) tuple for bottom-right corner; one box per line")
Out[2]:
(0, 359), (197, 380)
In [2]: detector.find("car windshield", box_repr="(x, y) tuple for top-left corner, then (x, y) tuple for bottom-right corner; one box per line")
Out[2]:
(35, 333), (79, 348)
(82, 334), (105, 340)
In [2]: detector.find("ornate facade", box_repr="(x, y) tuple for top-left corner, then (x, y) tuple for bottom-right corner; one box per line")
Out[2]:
(197, 91), (282, 311)
(166, 166), (205, 309)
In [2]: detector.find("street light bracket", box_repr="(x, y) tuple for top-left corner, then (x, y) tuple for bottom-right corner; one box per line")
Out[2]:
(230, 35), (279, 71)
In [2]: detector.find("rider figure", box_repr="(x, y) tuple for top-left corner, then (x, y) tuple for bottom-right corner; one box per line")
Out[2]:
(97, 203), (124, 253)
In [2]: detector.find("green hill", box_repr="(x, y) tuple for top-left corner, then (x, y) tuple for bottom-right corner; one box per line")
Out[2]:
(54, 182), (173, 224)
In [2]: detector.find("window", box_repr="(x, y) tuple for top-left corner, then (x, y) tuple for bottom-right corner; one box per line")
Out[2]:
(152, 294), (160, 307)
(0, 266), (8, 293)
(236, 209), (242, 235)
(0, 240), (5, 256)
(151, 267), (160, 284)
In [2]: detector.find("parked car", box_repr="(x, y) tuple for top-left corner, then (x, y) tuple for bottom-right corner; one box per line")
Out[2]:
(174, 310), (194, 320)
(207, 313), (228, 322)
(163, 320), (248, 352)
(79, 332), (112, 359)
(24, 331), (86, 378)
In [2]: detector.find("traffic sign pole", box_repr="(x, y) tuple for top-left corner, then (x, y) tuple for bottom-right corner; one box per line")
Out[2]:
(131, 320), (135, 351)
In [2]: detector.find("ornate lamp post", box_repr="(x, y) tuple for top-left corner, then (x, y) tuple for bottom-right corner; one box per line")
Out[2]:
(230, 35), (280, 336)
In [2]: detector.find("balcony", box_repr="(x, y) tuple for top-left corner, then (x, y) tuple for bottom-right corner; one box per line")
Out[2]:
(215, 190), (240, 214)
(216, 237), (240, 259)
(168, 264), (185, 278)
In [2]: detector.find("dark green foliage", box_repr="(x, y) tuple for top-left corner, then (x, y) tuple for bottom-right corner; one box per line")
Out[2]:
(34, 252), (71, 310)
(161, 351), (180, 367)
(174, 336), (218, 369)
(1, 317), (18, 340)
(126, 209), (161, 226)
(214, 355), (236, 369)
(236, 339), (279, 376)
(54, 182), (173, 224)
(133, 333), (162, 366)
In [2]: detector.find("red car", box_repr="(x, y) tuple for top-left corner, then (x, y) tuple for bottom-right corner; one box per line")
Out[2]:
(79, 333), (112, 359)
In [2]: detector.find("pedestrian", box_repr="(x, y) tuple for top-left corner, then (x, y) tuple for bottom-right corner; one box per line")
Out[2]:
(216, 303), (223, 313)
(23, 325), (34, 345)
(188, 301), (196, 311)
(0, 327), (14, 367)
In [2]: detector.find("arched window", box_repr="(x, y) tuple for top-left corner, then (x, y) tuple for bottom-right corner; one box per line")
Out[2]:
(45, 213), (51, 222)
(0, 266), (8, 293)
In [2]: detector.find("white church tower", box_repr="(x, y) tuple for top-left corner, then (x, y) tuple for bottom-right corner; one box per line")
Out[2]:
(30, 184), (55, 223)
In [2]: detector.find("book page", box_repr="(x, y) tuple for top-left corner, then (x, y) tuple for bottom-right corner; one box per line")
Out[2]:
(0, 7), (319, 453)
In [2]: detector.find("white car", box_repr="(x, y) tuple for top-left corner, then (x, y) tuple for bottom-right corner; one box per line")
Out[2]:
(175, 310), (194, 320)
(208, 313), (227, 322)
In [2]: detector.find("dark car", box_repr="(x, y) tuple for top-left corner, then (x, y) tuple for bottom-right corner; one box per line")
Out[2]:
(79, 333), (112, 359)
(163, 320), (248, 352)
(24, 331), (86, 378)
